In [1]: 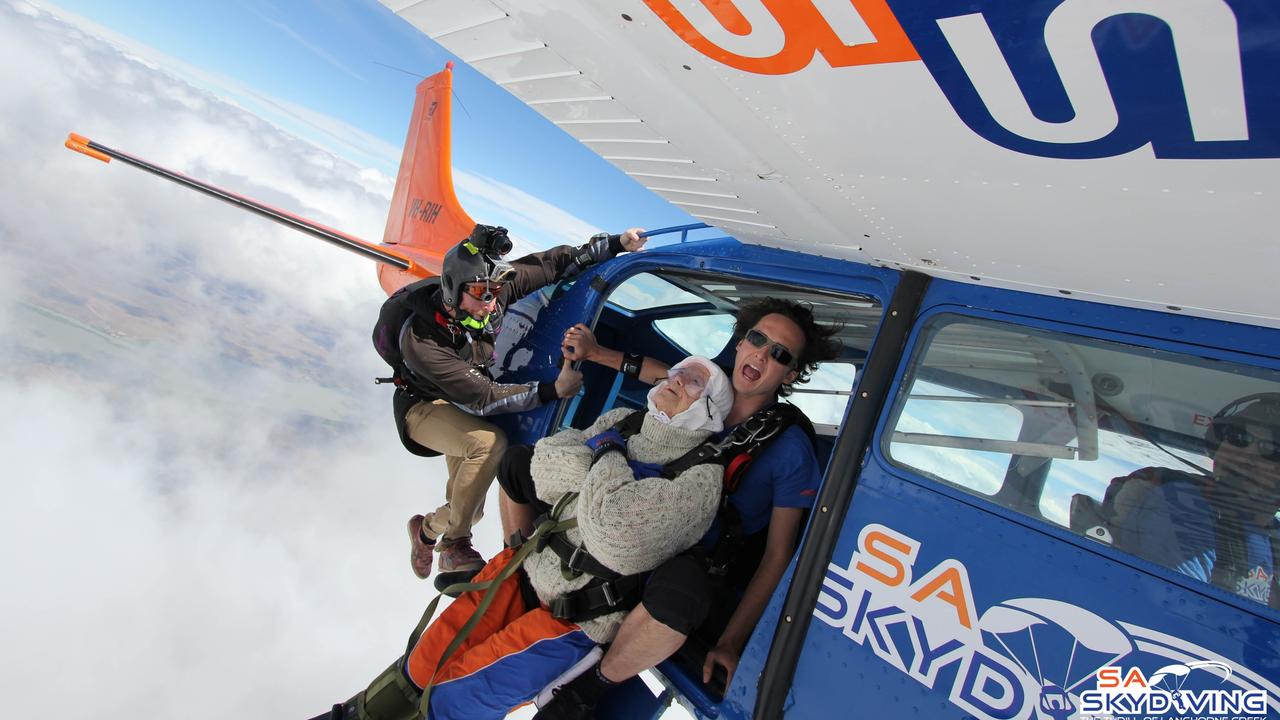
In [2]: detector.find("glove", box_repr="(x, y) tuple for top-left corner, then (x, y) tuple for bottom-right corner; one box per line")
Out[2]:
(584, 429), (627, 463)
(627, 459), (665, 479)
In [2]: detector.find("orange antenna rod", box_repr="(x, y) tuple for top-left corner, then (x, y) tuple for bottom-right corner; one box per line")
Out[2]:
(65, 132), (111, 163)
(64, 131), (422, 274)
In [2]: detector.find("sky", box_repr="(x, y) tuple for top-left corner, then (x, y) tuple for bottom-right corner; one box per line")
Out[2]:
(0, 0), (693, 717)
(45, 0), (695, 244)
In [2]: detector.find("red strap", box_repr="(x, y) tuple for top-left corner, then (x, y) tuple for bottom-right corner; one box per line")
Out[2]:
(724, 453), (753, 493)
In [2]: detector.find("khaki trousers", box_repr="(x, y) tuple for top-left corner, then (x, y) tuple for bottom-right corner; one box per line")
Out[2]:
(404, 399), (508, 541)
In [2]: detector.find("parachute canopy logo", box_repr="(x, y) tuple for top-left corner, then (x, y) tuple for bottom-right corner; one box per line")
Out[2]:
(815, 523), (1280, 720)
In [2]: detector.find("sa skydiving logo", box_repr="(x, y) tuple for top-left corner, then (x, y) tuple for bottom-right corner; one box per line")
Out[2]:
(647, 0), (1280, 159)
(814, 523), (1280, 720)
(1081, 662), (1268, 717)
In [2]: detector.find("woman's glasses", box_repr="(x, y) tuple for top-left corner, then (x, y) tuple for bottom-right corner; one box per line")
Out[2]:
(665, 366), (708, 398)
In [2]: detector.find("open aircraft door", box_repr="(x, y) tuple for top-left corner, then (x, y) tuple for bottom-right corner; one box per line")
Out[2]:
(753, 279), (1280, 720)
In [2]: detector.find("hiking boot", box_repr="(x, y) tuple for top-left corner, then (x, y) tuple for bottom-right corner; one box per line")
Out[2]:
(407, 514), (436, 579)
(533, 683), (596, 720)
(432, 536), (486, 594)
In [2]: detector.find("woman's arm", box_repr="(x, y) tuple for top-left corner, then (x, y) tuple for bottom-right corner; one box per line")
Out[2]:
(530, 408), (637, 502)
(577, 455), (722, 576)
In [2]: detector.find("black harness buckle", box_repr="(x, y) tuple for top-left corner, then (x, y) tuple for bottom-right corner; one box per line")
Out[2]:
(549, 596), (574, 620)
(566, 544), (586, 574)
(737, 410), (784, 447)
(601, 581), (619, 607)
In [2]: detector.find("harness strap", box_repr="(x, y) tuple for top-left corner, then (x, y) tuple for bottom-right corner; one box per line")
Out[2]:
(544, 529), (621, 581)
(612, 409), (646, 439)
(548, 573), (646, 623)
(707, 502), (746, 577)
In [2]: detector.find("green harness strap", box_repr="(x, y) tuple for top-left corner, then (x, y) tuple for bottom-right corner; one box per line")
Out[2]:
(408, 492), (580, 718)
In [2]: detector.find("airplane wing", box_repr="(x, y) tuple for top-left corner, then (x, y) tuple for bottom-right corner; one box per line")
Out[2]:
(381, 0), (1280, 327)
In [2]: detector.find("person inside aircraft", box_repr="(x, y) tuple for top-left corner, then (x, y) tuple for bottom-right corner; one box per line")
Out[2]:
(383, 224), (645, 592)
(312, 356), (734, 720)
(1105, 393), (1280, 609)
(503, 298), (842, 719)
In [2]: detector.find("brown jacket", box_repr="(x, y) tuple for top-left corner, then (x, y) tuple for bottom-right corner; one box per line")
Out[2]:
(400, 235), (622, 415)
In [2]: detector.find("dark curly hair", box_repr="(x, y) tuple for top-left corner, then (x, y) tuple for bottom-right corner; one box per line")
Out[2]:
(733, 298), (842, 397)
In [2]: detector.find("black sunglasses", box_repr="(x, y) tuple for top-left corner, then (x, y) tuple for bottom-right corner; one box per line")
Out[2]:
(744, 328), (797, 368)
(1215, 423), (1280, 460)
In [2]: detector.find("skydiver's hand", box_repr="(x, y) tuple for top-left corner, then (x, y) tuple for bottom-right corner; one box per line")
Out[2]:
(562, 323), (599, 363)
(703, 642), (740, 692)
(554, 357), (583, 398)
(619, 228), (646, 252)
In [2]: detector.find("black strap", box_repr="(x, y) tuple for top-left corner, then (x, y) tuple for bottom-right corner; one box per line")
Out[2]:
(391, 388), (441, 458)
(665, 402), (812, 480)
(621, 351), (644, 379)
(611, 409), (646, 439)
(607, 404), (810, 482)
(543, 525), (621, 580)
(548, 573), (646, 623)
(706, 503), (745, 577)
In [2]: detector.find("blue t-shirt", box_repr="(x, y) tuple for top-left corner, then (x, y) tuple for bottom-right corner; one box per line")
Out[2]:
(1119, 473), (1276, 605)
(700, 423), (821, 546)
(1236, 531), (1276, 605)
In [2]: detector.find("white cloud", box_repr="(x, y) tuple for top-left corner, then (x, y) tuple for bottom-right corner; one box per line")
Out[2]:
(0, 4), (506, 716)
(32, 0), (404, 175)
(0, 5), (689, 718)
(0, 376), (528, 717)
(456, 170), (604, 255)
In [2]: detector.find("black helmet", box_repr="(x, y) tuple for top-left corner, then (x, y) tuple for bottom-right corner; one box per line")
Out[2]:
(1204, 392), (1280, 455)
(441, 225), (516, 307)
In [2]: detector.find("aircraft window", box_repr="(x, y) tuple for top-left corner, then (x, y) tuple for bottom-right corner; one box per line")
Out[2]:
(1038, 429), (1209, 527)
(607, 272), (706, 311)
(787, 362), (857, 434)
(653, 314), (734, 359)
(885, 314), (1280, 608)
(888, 379), (1024, 495)
(569, 268), (882, 442)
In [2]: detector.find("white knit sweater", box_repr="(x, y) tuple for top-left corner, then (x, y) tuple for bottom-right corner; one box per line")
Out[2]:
(526, 407), (723, 643)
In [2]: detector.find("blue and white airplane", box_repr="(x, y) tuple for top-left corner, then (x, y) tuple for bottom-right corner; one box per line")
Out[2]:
(69, 1), (1280, 718)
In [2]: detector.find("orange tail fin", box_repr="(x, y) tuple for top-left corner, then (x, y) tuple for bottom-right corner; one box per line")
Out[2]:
(378, 62), (477, 295)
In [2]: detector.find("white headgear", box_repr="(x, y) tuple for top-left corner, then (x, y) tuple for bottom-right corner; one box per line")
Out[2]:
(646, 356), (733, 433)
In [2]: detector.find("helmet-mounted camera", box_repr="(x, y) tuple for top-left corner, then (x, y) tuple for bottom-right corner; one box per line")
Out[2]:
(464, 224), (513, 258)
(441, 224), (517, 309)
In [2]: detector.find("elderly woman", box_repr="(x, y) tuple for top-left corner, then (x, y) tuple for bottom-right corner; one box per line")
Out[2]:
(316, 357), (733, 720)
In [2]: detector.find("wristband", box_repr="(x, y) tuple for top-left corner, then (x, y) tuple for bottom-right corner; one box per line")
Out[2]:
(621, 352), (643, 379)
(585, 429), (627, 465)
